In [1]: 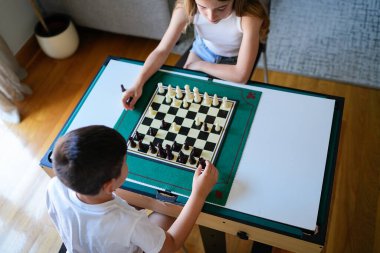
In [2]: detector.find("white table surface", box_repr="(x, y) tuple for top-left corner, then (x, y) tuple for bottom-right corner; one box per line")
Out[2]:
(65, 59), (335, 231)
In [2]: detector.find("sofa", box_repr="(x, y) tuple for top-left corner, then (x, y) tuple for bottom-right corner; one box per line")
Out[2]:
(38, 0), (175, 40)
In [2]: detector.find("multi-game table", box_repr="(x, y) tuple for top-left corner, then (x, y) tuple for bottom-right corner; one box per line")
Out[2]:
(40, 57), (344, 253)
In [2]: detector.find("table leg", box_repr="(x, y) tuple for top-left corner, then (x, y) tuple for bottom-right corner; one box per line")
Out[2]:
(199, 225), (227, 253)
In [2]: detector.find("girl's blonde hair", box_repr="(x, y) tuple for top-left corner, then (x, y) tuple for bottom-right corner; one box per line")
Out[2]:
(176, 0), (270, 42)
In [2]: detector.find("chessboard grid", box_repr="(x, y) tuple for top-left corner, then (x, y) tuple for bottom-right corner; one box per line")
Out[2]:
(127, 85), (237, 172)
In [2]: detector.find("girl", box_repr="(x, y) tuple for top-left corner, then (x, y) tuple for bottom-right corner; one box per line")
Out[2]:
(122, 0), (269, 110)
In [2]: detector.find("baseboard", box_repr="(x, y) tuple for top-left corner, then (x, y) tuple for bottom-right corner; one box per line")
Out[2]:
(15, 35), (40, 69)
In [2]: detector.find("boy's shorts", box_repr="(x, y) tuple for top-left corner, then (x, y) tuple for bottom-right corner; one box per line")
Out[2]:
(190, 36), (238, 65)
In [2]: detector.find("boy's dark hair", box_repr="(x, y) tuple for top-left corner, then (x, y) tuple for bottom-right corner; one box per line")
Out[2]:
(52, 125), (127, 195)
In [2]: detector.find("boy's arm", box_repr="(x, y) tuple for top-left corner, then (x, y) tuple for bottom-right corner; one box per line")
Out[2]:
(159, 161), (218, 253)
(122, 6), (188, 110)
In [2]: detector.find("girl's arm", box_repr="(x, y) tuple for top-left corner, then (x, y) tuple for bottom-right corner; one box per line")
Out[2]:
(122, 6), (188, 109)
(185, 15), (263, 84)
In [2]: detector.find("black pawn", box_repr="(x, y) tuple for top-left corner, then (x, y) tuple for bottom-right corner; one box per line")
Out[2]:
(135, 131), (142, 141)
(128, 137), (136, 148)
(149, 142), (157, 153)
(161, 120), (169, 129)
(178, 151), (185, 163)
(184, 141), (190, 150)
(166, 146), (173, 160)
(148, 128), (157, 136)
(189, 153), (196, 165)
(171, 141), (180, 152)
(203, 122), (208, 131)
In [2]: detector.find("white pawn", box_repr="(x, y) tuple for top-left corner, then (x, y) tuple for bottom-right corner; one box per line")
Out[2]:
(203, 92), (211, 106)
(212, 94), (219, 106)
(149, 106), (155, 116)
(221, 97), (229, 109)
(215, 122), (221, 132)
(171, 122), (180, 132)
(193, 87), (201, 103)
(182, 99), (189, 108)
(171, 97), (178, 107)
(185, 90), (194, 102)
(185, 84), (191, 94)
(176, 86), (183, 99)
(158, 82), (165, 94)
(165, 92), (172, 103)
(195, 116), (201, 126)
(167, 85), (175, 97)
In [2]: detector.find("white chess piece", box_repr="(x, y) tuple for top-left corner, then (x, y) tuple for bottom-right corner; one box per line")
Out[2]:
(171, 122), (180, 132)
(171, 97), (178, 107)
(185, 91), (193, 102)
(203, 92), (211, 106)
(193, 87), (201, 103)
(158, 82), (164, 94)
(176, 86), (183, 99)
(149, 106), (155, 116)
(212, 94), (219, 106)
(221, 97), (229, 109)
(182, 99), (189, 108)
(185, 84), (191, 94)
(165, 92), (172, 103)
(195, 116), (201, 126)
(167, 85), (175, 97)
(215, 122), (221, 132)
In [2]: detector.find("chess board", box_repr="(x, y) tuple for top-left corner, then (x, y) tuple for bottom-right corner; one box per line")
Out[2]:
(127, 85), (237, 172)
(114, 70), (261, 205)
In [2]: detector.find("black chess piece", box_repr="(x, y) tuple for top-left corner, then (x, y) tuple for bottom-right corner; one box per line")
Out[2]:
(171, 141), (180, 152)
(166, 145), (174, 160)
(177, 151), (186, 164)
(134, 131), (142, 141)
(149, 142), (157, 153)
(189, 153), (196, 165)
(198, 157), (206, 169)
(148, 127), (157, 136)
(157, 144), (166, 158)
(161, 120), (169, 129)
(128, 137), (136, 148)
(138, 140), (148, 153)
(203, 122), (208, 131)
(183, 141), (190, 150)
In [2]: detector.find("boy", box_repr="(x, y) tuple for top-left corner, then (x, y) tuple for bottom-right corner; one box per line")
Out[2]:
(46, 125), (218, 253)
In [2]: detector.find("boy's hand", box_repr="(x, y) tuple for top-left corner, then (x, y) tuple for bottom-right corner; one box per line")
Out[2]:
(121, 85), (143, 110)
(191, 161), (218, 200)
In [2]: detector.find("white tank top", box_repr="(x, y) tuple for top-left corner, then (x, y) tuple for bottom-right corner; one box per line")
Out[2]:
(193, 10), (243, 57)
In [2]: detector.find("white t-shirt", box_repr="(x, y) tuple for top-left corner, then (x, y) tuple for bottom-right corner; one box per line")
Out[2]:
(46, 177), (166, 253)
(193, 10), (243, 57)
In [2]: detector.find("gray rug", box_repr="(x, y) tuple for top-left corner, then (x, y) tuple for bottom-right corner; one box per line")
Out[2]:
(259, 0), (380, 88)
(172, 0), (380, 88)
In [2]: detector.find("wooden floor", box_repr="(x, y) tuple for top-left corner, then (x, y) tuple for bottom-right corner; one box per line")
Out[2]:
(0, 28), (379, 253)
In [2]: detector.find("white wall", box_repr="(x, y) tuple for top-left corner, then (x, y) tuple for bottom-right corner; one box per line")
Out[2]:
(0, 0), (37, 54)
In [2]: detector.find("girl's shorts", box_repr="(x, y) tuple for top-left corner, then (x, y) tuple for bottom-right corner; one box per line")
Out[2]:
(190, 36), (238, 65)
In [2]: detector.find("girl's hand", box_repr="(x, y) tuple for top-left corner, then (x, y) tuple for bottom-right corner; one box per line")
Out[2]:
(184, 60), (205, 72)
(121, 85), (143, 110)
(191, 161), (219, 200)
(183, 52), (204, 71)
